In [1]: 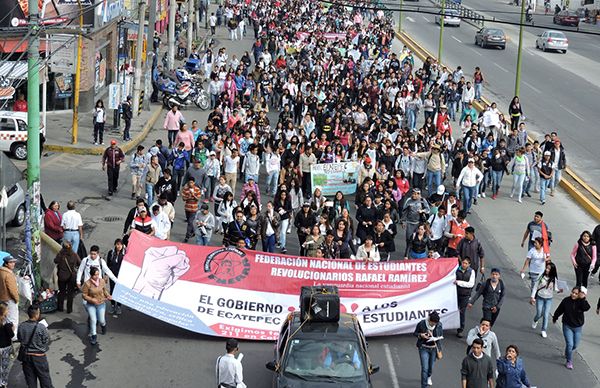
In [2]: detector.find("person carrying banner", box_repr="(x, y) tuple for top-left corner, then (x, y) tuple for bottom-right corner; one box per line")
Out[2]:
(216, 338), (246, 388)
(224, 211), (250, 248)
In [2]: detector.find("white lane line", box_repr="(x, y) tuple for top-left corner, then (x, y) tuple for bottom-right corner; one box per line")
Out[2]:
(559, 104), (585, 122)
(422, 15), (429, 22)
(469, 47), (483, 56)
(384, 344), (401, 388)
(451, 35), (462, 43)
(523, 81), (541, 94)
(406, 16), (416, 23)
(494, 63), (509, 73)
(525, 48), (536, 56)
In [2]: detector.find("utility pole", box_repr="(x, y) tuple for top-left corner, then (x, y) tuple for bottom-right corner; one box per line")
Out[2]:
(133, 0), (147, 115)
(149, 0), (157, 45)
(27, 0), (42, 288)
(438, 0), (445, 64)
(71, 0), (84, 144)
(514, 0), (527, 97)
(398, 0), (403, 33)
(168, 0), (177, 70)
(187, 0), (194, 56)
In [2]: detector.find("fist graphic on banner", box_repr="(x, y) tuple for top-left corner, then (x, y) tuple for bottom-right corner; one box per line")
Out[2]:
(132, 246), (191, 300)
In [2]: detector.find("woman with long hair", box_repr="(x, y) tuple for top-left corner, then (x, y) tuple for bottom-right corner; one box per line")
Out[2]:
(405, 223), (432, 259)
(530, 261), (562, 338)
(333, 219), (353, 259)
(274, 190), (292, 254)
(355, 235), (380, 262)
(521, 237), (549, 290)
(570, 230), (596, 288)
(508, 96), (523, 131)
(496, 345), (531, 388)
(217, 191), (237, 233)
(93, 99), (105, 145)
(552, 287), (591, 369)
(303, 225), (325, 257)
(82, 266), (112, 345)
(54, 240), (81, 314)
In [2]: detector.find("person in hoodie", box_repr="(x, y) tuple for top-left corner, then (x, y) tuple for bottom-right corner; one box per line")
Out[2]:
(466, 318), (501, 362)
(106, 239), (125, 316)
(76, 245), (118, 289)
(496, 345), (531, 388)
(468, 268), (505, 326)
(552, 286), (591, 370)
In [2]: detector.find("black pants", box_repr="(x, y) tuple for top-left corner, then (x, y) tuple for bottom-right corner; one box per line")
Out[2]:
(412, 172), (424, 191)
(575, 264), (591, 288)
(57, 278), (76, 313)
(483, 307), (500, 327)
(301, 172), (311, 198)
(107, 166), (120, 193)
(298, 234), (307, 256)
(23, 354), (54, 388)
(167, 130), (178, 148)
(151, 82), (159, 102)
(123, 119), (131, 140)
(109, 279), (122, 307)
(457, 294), (470, 331)
(94, 122), (104, 143)
(185, 210), (195, 239)
(174, 169), (185, 192)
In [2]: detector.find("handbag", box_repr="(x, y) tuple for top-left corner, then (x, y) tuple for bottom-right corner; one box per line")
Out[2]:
(17, 323), (38, 362)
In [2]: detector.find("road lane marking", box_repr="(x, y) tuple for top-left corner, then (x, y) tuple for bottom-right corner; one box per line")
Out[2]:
(523, 81), (541, 94)
(494, 63), (509, 73)
(383, 344), (400, 388)
(422, 15), (429, 22)
(469, 48), (483, 56)
(525, 48), (536, 56)
(406, 16), (415, 23)
(559, 104), (585, 122)
(451, 35), (462, 43)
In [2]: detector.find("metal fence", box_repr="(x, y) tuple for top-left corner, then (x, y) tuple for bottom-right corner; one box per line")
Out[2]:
(430, 0), (485, 27)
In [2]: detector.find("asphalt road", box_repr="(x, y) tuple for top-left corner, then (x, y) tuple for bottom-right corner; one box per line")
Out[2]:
(460, 0), (600, 62)
(398, 7), (600, 190)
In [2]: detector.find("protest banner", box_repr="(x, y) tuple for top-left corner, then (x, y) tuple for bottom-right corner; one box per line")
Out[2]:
(113, 231), (459, 340)
(310, 161), (360, 196)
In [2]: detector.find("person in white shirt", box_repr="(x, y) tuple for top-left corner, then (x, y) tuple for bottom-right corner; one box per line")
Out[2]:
(456, 158), (483, 214)
(151, 205), (171, 240)
(224, 149), (240, 195)
(428, 207), (449, 254)
(355, 236), (381, 262)
(76, 245), (118, 288)
(264, 146), (281, 197)
(216, 338), (246, 388)
(61, 200), (84, 254)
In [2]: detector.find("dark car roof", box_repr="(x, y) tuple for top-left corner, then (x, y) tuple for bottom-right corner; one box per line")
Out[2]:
(289, 312), (361, 340)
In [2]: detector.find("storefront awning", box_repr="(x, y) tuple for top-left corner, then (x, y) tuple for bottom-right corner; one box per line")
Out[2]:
(0, 37), (48, 54)
(0, 61), (28, 80)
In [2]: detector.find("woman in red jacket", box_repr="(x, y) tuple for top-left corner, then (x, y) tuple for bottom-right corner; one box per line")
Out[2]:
(44, 201), (63, 243)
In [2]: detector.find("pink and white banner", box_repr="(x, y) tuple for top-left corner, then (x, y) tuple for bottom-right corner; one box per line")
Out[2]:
(113, 231), (459, 340)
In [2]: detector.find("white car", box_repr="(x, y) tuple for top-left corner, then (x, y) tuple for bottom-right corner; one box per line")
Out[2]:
(1, 181), (25, 227)
(435, 9), (461, 27)
(535, 30), (568, 53)
(0, 111), (45, 160)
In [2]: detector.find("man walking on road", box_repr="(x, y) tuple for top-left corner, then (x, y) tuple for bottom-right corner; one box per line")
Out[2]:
(455, 257), (475, 338)
(61, 201), (84, 254)
(216, 338), (246, 388)
(457, 227), (486, 274)
(520, 211), (551, 253)
(18, 305), (54, 388)
(121, 95), (133, 141)
(461, 338), (495, 388)
(102, 140), (125, 196)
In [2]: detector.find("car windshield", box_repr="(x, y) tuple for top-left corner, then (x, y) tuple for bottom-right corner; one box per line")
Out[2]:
(283, 338), (367, 381)
(549, 32), (566, 38)
(446, 10), (459, 16)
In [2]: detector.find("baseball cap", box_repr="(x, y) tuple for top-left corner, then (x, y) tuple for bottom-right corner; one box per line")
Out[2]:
(580, 286), (587, 294)
(544, 151), (551, 156)
(0, 252), (16, 264)
(302, 201), (310, 207)
(110, 140), (117, 145)
(436, 185), (445, 195)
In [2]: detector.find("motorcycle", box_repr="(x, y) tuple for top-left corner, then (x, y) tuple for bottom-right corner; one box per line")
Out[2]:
(157, 70), (210, 110)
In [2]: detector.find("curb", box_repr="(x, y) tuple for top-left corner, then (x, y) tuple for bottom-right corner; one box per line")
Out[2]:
(44, 106), (164, 156)
(394, 29), (600, 221)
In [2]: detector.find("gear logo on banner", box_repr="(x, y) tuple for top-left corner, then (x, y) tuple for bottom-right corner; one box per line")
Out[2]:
(204, 247), (251, 285)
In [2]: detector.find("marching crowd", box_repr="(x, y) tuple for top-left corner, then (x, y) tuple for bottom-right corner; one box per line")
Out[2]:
(0, 0), (596, 387)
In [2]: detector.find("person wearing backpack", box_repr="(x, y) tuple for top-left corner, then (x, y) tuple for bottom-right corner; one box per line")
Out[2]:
(53, 241), (81, 314)
(17, 305), (54, 388)
(75, 245), (118, 289)
(468, 268), (505, 327)
(121, 95), (133, 141)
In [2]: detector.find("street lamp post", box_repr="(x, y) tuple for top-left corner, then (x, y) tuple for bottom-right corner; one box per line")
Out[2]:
(514, 0), (527, 97)
(438, 0), (446, 63)
(398, 0), (403, 33)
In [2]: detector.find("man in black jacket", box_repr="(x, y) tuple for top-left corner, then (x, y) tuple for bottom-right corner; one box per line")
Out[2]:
(224, 211), (250, 248)
(294, 202), (316, 256)
(18, 305), (54, 388)
(121, 96), (133, 141)
(373, 221), (395, 261)
(123, 198), (150, 235)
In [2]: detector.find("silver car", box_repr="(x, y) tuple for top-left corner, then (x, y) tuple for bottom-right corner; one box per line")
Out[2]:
(536, 30), (568, 53)
(435, 9), (461, 27)
(1, 182), (25, 227)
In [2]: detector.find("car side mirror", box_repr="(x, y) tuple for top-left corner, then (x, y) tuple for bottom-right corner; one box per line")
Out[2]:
(266, 361), (278, 371)
(370, 364), (381, 374)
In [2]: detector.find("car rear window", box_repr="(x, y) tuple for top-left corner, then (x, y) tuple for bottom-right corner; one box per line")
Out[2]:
(488, 29), (503, 35)
(549, 32), (567, 38)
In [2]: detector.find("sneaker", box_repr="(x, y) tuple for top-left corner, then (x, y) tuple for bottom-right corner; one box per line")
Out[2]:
(566, 361), (573, 369)
(526, 192), (532, 198)
(427, 377), (432, 386)
(518, 199), (523, 203)
(492, 194), (496, 200)
(131, 193), (135, 199)
(456, 330), (464, 338)
(541, 201), (546, 205)
(550, 191), (554, 197)
(541, 330), (547, 338)
(101, 325), (107, 335)
(90, 335), (97, 345)
(477, 194), (481, 198)
(93, 142), (98, 145)
(532, 320), (538, 329)
(116, 306), (122, 315)
(510, 193), (514, 198)
(481, 192), (486, 198)
(108, 304), (115, 315)
(281, 247), (287, 254)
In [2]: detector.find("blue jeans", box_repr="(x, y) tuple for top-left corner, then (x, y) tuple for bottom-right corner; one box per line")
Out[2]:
(540, 178), (551, 203)
(447, 101), (456, 120)
(462, 185), (477, 212)
(245, 173), (259, 183)
(511, 174), (526, 200)
(562, 324), (582, 362)
(262, 234), (276, 253)
(491, 170), (504, 195)
(196, 235), (210, 246)
(146, 183), (155, 205)
(418, 347), (437, 388)
(426, 170), (441, 196)
(410, 250), (428, 259)
(279, 219), (289, 249)
(534, 296), (552, 331)
(266, 171), (279, 196)
(85, 301), (106, 336)
(524, 166), (535, 194)
(474, 83), (482, 100)
(63, 230), (80, 254)
(551, 168), (562, 190)
(407, 108), (417, 131)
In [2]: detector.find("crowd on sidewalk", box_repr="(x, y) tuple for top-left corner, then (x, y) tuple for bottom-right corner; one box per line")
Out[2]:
(3, 0), (599, 386)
